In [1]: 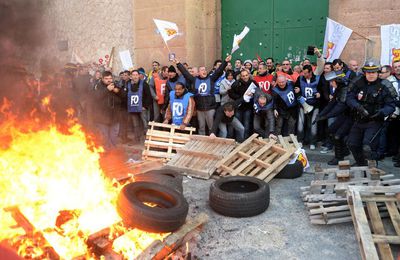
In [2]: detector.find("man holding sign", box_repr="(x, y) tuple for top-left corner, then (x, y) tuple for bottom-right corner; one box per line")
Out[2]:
(173, 54), (231, 135)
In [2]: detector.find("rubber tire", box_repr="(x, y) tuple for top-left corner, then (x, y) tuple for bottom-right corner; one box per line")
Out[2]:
(117, 181), (188, 233)
(209, 176), (270, 218)
(132, 171), (183, 193)
(275, 160), (304, 179)
(144, 168), (183, 185)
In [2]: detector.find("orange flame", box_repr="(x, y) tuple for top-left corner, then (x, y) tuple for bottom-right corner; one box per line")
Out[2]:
(0, 99), (166, 259)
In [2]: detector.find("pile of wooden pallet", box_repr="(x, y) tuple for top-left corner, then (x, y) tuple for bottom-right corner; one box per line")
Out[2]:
(215, 134), (296, 182)
(301, 160), (396, 225)
(165, 135), (236, 179)
(142, 122), (195, 162)
(348, 185), (400, 260)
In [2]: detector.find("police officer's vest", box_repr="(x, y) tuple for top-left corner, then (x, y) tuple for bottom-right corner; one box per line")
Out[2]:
(357, 81), (386, 116)
(254, 100), (273, 113)
(154, 77), (167, 105)
(169, 91), (193, 125)
(127, 80), (143, 113)
(254, 74), (274, 94)
(273, 83), (297, 108)
(299, 75), (320, 104)
(195, 77), (212, 96)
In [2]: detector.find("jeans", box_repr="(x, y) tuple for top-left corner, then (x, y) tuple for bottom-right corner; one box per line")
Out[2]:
(297, 107), (319, 145)
(276, 114), (296, 136)
(130, 110), (149, 142)
(218, 117), (245, 142)
(235, 109), (253, 139)
(197, 109), (215, 135)
(95, 122), (119, 151)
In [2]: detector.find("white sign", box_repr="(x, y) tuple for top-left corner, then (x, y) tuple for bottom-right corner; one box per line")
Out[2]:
(231, 26), (250, 54)
(380, 24), (400, 65)
(119, 50), (133, 70)
(322, 18), (353, 62)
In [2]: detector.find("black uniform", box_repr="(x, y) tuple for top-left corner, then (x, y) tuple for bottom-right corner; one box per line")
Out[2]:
(346, 76), (395, 165)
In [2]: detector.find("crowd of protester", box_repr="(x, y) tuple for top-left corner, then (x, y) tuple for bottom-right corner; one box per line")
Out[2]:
(40, 47), (399, 168)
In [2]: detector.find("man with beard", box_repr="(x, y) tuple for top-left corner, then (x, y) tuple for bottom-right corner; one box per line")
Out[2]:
(163, 65), (187, 113)
(163, 82), (195, 129)
(90, 71), (120, 151)
(228, 69), (258, 139)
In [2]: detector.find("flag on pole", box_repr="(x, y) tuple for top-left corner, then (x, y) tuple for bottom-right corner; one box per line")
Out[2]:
(380, 24), (400, 65)
(153, 19), (179, 43)
(231, 26), (250, 54)
(322, 18), (352, 62)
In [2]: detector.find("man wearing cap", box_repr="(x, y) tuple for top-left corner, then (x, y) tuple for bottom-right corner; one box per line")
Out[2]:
(346, 61), (396, 166)
(163, 65), (187, 113)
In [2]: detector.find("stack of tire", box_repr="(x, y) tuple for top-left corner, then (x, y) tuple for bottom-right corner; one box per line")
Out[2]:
(116, 168), (189, 233)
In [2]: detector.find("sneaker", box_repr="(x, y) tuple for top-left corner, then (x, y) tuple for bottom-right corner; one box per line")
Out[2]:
(320, 147), (332, 154)
(310, 144), (316, 150)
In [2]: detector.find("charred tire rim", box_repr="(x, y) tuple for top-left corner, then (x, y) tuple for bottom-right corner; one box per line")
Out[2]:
(209, 176), (270, 218)
(275, 160), (304, 179)
(144, 168), (183, 184)
(117, 181), (188, 233)
(132, 172), (183, 193)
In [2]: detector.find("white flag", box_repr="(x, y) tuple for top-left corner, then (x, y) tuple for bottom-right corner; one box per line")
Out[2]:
(322, 18), (352, 62)
(380, 24), (400, 65)
(153, 19), (179, 43)
(231, 26), (250, 54)
(119, 50), (133, 70)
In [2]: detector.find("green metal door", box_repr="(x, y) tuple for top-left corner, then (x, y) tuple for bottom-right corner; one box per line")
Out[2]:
(221, 0), (328, 64)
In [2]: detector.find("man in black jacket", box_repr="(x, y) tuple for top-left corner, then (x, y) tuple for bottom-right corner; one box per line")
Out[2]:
(210, 99), (245, 142)
(228, 69), (258, 139)
(89, 71), (120, 151)
(174, 54), (231, 135)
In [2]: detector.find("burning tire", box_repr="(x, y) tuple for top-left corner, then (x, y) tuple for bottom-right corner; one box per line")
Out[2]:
(275, 160), (304, 179)
(132, 169), (183, 193)
(209, 176), (270, 218)
(117, 182), (188, 233)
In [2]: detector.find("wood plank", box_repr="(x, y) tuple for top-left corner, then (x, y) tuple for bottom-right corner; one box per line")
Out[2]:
(348, 188), (380, 260)
(215, 134), (259, 168)
(372, 235), (400, 244)
(366, 201), (393, 259)
(144, 140), (184, 149)
(385, 201), (400, 236)
(190, 135), (236, 144)
(289, 134), (301, 149)
(259, 148), (295, 182)
(175, 149), (223, 160)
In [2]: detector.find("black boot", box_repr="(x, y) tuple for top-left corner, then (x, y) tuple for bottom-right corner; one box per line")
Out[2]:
(328, 138), (344, 165)
(349, 145), (367, 166)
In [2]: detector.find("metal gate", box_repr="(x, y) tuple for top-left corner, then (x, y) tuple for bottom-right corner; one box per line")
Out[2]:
(221, 0), (328, 64)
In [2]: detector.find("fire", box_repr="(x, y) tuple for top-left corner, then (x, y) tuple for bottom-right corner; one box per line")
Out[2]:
(0, 98), (166, 259)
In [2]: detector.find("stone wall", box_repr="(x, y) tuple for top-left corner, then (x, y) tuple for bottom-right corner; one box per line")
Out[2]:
(132, 0), (220, 70)
(44, 0), (133, 73)
(329, 0), (400, 65)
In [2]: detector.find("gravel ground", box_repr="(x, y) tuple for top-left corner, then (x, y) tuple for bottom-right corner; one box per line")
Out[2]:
(122, 143), (398, 259)
(180, 150), (399, 260)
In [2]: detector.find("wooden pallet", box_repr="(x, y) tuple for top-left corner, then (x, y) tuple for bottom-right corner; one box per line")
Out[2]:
(348, 185), (400, 260)
(215, 134), (295, 182)
(263, 134), (302, 150)
(142, 122), (195, 162)
(165, 135), (236, 179)
(300, 160), (394, 225)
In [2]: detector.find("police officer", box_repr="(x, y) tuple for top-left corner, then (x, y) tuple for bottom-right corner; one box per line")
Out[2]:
(314, 71), (352, 165)
(346, 61), (396, 166)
